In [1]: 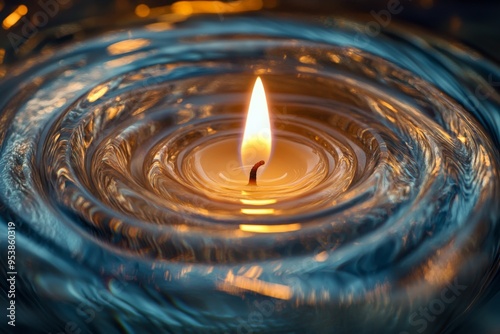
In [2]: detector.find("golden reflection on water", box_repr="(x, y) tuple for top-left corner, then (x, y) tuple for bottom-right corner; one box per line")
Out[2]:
(218, 270), (293, 300)
(87, 85), (109, 103)
(172, 0), (263, 15)
(239, 223), (301, 233)
(240, 208), (276, 215)
(107, 38), (151, 55)
(131, 0), (265, 20)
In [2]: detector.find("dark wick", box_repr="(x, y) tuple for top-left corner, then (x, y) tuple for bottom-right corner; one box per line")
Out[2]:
(248, 160), (265, 186)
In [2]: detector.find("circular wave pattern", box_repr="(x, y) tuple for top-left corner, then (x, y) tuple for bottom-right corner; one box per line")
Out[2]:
(0, 15), (499, 333)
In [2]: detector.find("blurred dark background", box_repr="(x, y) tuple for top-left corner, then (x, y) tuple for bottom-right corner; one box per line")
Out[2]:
(0, 0), (498, 333)
(0, 0), (500, 65)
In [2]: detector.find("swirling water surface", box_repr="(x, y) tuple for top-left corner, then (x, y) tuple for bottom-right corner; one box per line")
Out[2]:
(0, 14), (499, 334)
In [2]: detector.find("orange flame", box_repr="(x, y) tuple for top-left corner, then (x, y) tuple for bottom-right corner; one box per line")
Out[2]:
(240, 77), (272, 170)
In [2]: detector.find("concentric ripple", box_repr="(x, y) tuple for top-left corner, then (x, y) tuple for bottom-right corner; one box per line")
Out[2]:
(0, 14), (499, 334)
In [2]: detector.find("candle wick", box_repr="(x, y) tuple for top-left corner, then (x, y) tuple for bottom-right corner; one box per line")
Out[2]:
(248, 160), (265, 186)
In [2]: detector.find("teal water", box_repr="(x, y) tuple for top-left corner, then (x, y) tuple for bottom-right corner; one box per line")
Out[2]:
(0, 14), (499, 334)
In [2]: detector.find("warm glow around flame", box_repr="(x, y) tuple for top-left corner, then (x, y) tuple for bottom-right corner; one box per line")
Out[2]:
(241, 77), (272, 169)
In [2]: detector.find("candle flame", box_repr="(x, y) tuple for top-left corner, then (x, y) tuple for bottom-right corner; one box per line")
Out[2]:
(241, 77), (272, 170)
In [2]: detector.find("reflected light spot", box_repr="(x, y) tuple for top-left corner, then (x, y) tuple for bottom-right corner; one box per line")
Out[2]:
(219, 270), (293, 300)
(135, 4), (150, 17)
(127, 227), (139, 238)
(242, 266), (263, 279)
(349, 52), (363, 62)
(239, 223), (301, 233)
(299, 55), (316, 64)
(296, 66), (317, 74)
(87, 85), (109, 103)
(172, 0), (263, 15)
(0, 48), (5, 64)
(105, 52), (147, 68)
(17, 5), (27, 15)
(107, 38), (150, 55)
(314, 251), (329, 262)
(172, 1), (193, 15)
(328, 53), (341, 63)
(240, 208), (275, 215)
(423, 258), (457, 286)
(2, 5), (28, 29)
(145, 22), (173, 31)
(240, 199), (276, 205)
